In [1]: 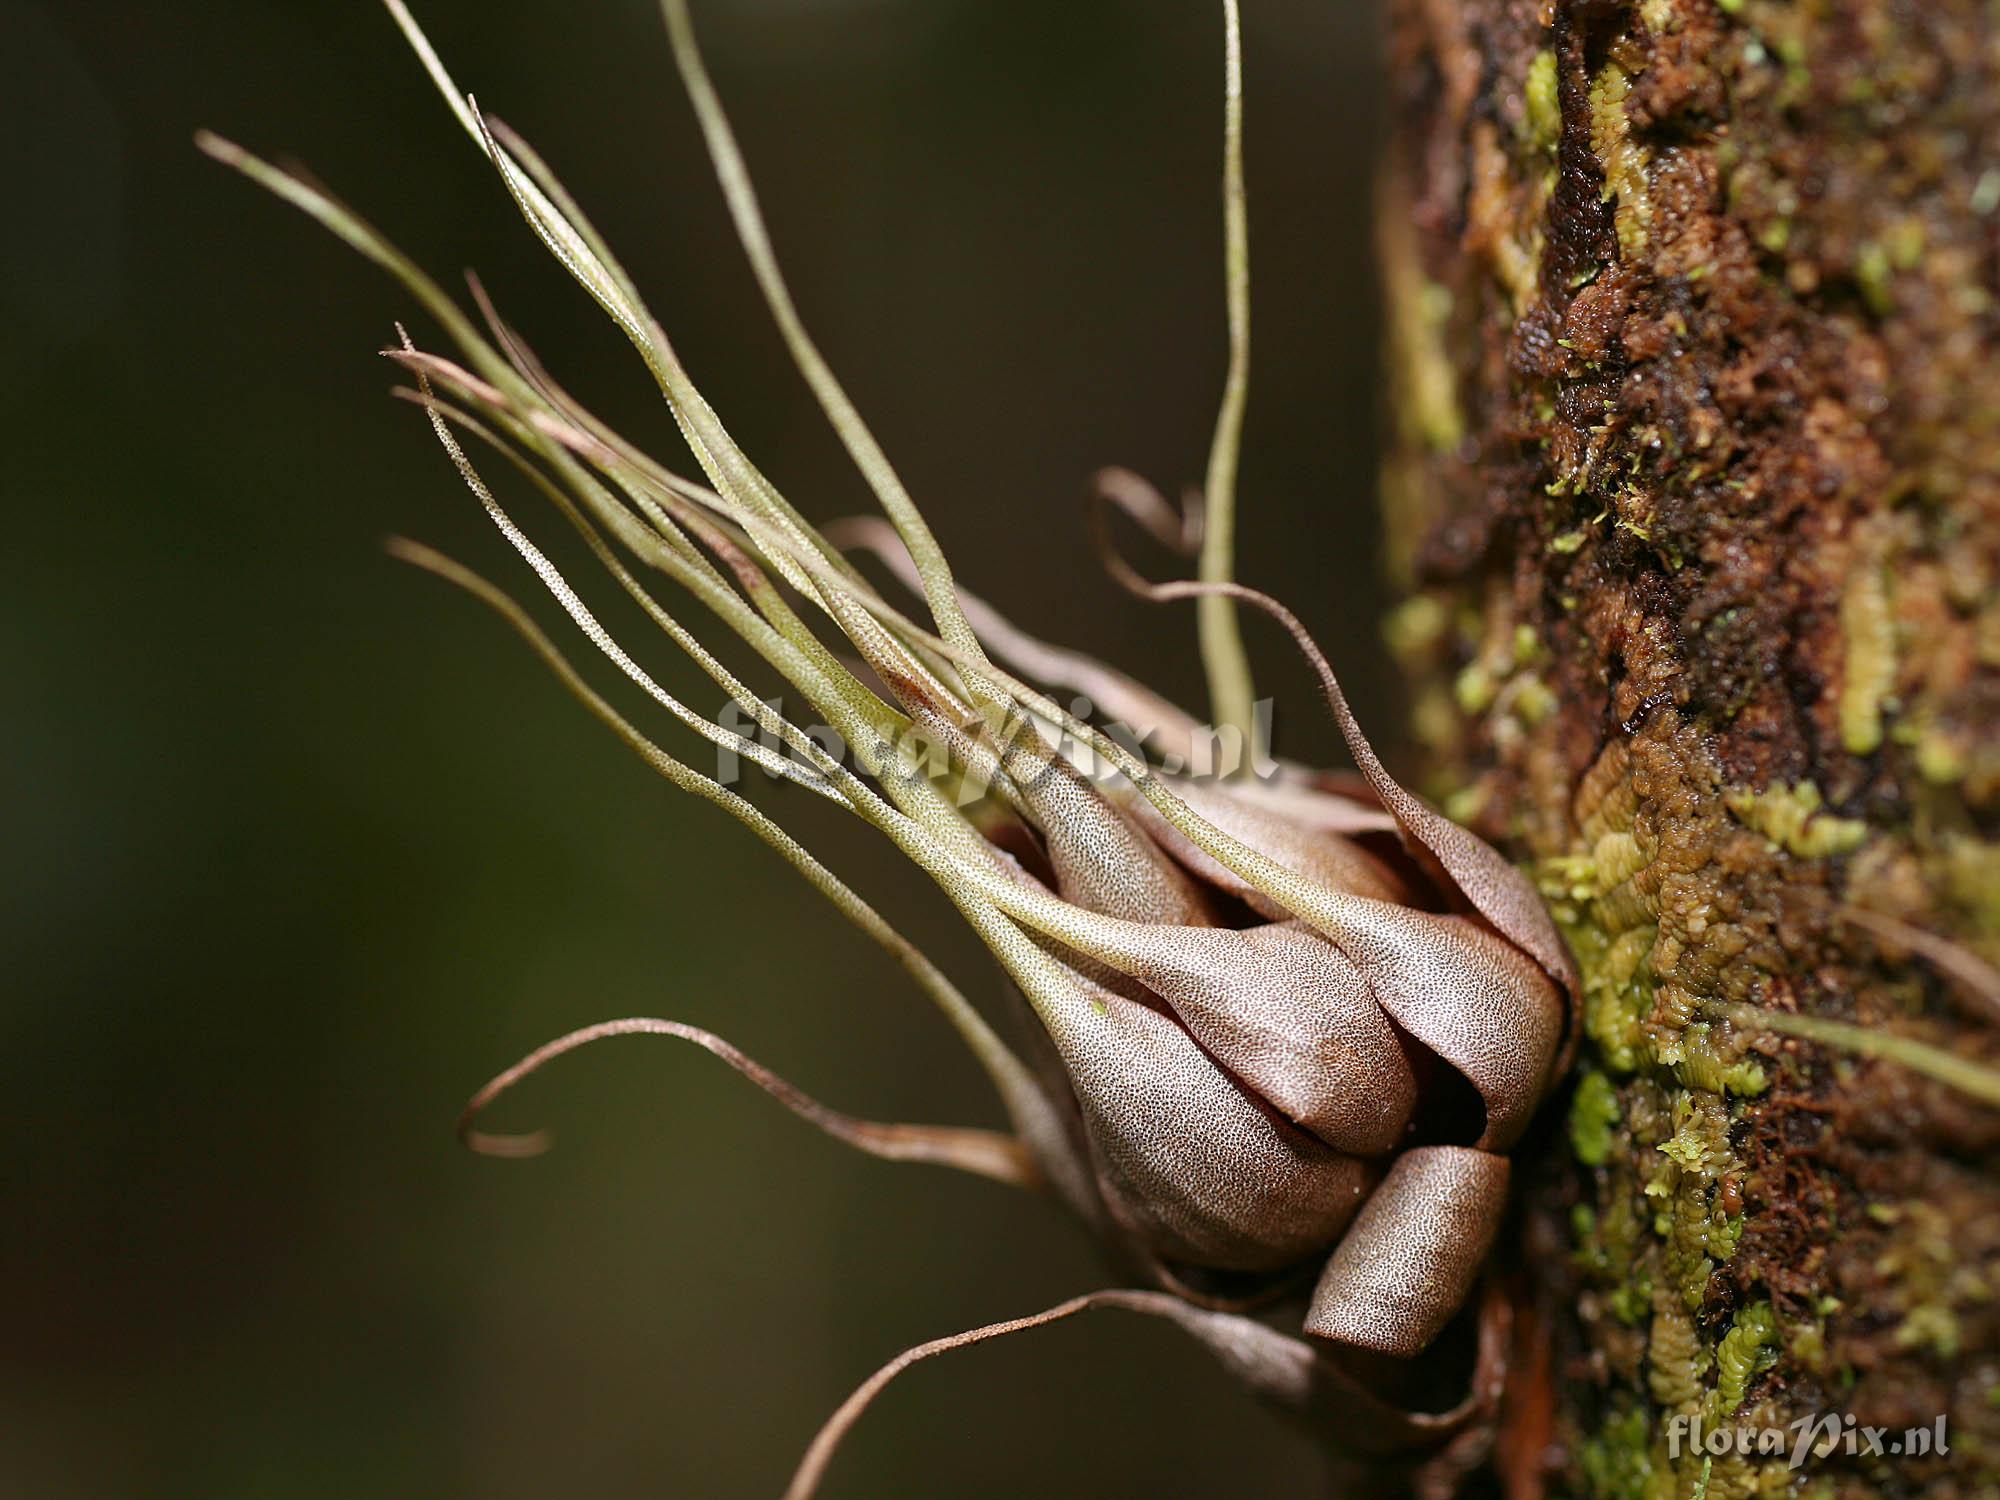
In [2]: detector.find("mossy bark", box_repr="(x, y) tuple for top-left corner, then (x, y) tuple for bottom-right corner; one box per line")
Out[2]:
(1380, 2), (2000, 1495)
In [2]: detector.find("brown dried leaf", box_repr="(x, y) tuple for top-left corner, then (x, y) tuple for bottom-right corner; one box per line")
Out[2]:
(1305, 1145), (1511, 1357)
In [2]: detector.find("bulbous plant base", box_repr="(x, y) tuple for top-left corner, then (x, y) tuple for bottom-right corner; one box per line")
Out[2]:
(1383, 1), (2000, 1495)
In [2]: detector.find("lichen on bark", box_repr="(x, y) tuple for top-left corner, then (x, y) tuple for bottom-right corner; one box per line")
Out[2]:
(1381, 1), (2000, 1495)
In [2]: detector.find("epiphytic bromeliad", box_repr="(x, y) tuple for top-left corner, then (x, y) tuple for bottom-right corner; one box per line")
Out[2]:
(204, 3), (1582, 1492)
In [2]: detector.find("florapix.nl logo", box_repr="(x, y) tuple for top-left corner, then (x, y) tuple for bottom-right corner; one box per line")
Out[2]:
(1667, 1411), (1950, 1469)
(712, 692), (1281, 795)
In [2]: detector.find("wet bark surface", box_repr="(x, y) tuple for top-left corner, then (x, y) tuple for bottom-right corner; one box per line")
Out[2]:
(1380, 1), (2000, 1494)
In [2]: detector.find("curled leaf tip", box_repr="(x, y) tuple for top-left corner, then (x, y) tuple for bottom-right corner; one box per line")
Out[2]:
(788, 1274), (1512, 1498)
(461, 1125), (554, 1159)
(1092, 465), (1202, 557)
(383, 533), (456, 574)
(786, 1293), (1110, 1500)
(193, 129), (240, 163)
(459, 1016), (1042, 1187)
(1086, 509), (1580, 1007)
(785, 1287), (1301, 1500)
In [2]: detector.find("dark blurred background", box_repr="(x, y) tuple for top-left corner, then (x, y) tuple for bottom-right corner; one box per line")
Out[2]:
(5, 0), (1395, 1494)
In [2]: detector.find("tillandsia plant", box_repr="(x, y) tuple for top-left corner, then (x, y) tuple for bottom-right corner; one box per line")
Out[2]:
(204, 2), (1588, 1492)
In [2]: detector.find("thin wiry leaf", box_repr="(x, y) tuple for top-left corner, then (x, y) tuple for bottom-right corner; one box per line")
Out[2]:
(654, 0), (1006, 701)
(788, 1279), (1511, 1499)
(388, 5), (867, 632)
(829, 512), (1212, 768)
(393, 384), (866, 810)
(1193, 0), (1258, 756)
(385, 539), (1088, 1194)
(211, 46), (1414, 1000)
(402, 333), (839, 799)
(460, 1016), (1036, 1188)
(784, 1294), (1147, 1500)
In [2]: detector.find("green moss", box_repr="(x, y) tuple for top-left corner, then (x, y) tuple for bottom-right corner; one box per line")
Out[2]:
(1538, 855), (1597, 903)
(1789, 1316), (1827, 1371)
(1410, 682), (1460, 757)
(1723, 781), (1867, 858)
(1572, 1069), (1622, 1165)
(1839, 547), (1896, 754)
(1709, 1212), (1744, 1263)
(1593, 829), (1650, 892)
(1409, 280), (1464, 453)
(1590, 62), (1654, 258)
(1857, 240), (1895, 315)
(1875, 1200), (1984, 1363)
(1515, 673), (1557, 727)
(1455, 661), (1497, 714)
(1915, 725), (1968, 784)
(1655, 1091), (1741, 1308)
(1659, 1109), (1725, 1171)
(1887, 217), (1926, 270)
(1383, 594), (1447, 660)
(1941, 835), (2000, 930)
(1577, 1402), (1661, 1500)
(1650, 1294), (1708, 1406)
(1524, 50), (1560, 154)
(1715, 1302), (1778, 1412)
(1443, 782), (1487, 824)
(1674, 1024), (1769, 1096)
(1611, 1270), (1653, 1327)
(1896, 1303), (1962, 1360)
(1588, 965), (1652, 1074)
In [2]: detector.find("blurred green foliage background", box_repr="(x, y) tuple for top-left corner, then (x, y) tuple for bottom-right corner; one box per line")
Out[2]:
(5, 0), (1396, 1493)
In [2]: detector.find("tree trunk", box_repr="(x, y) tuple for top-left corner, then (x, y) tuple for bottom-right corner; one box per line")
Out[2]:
(1379, 2), (2000, 1495)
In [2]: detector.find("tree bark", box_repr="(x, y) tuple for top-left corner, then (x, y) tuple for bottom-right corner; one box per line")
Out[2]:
(1380, 2), (2000, 1495)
